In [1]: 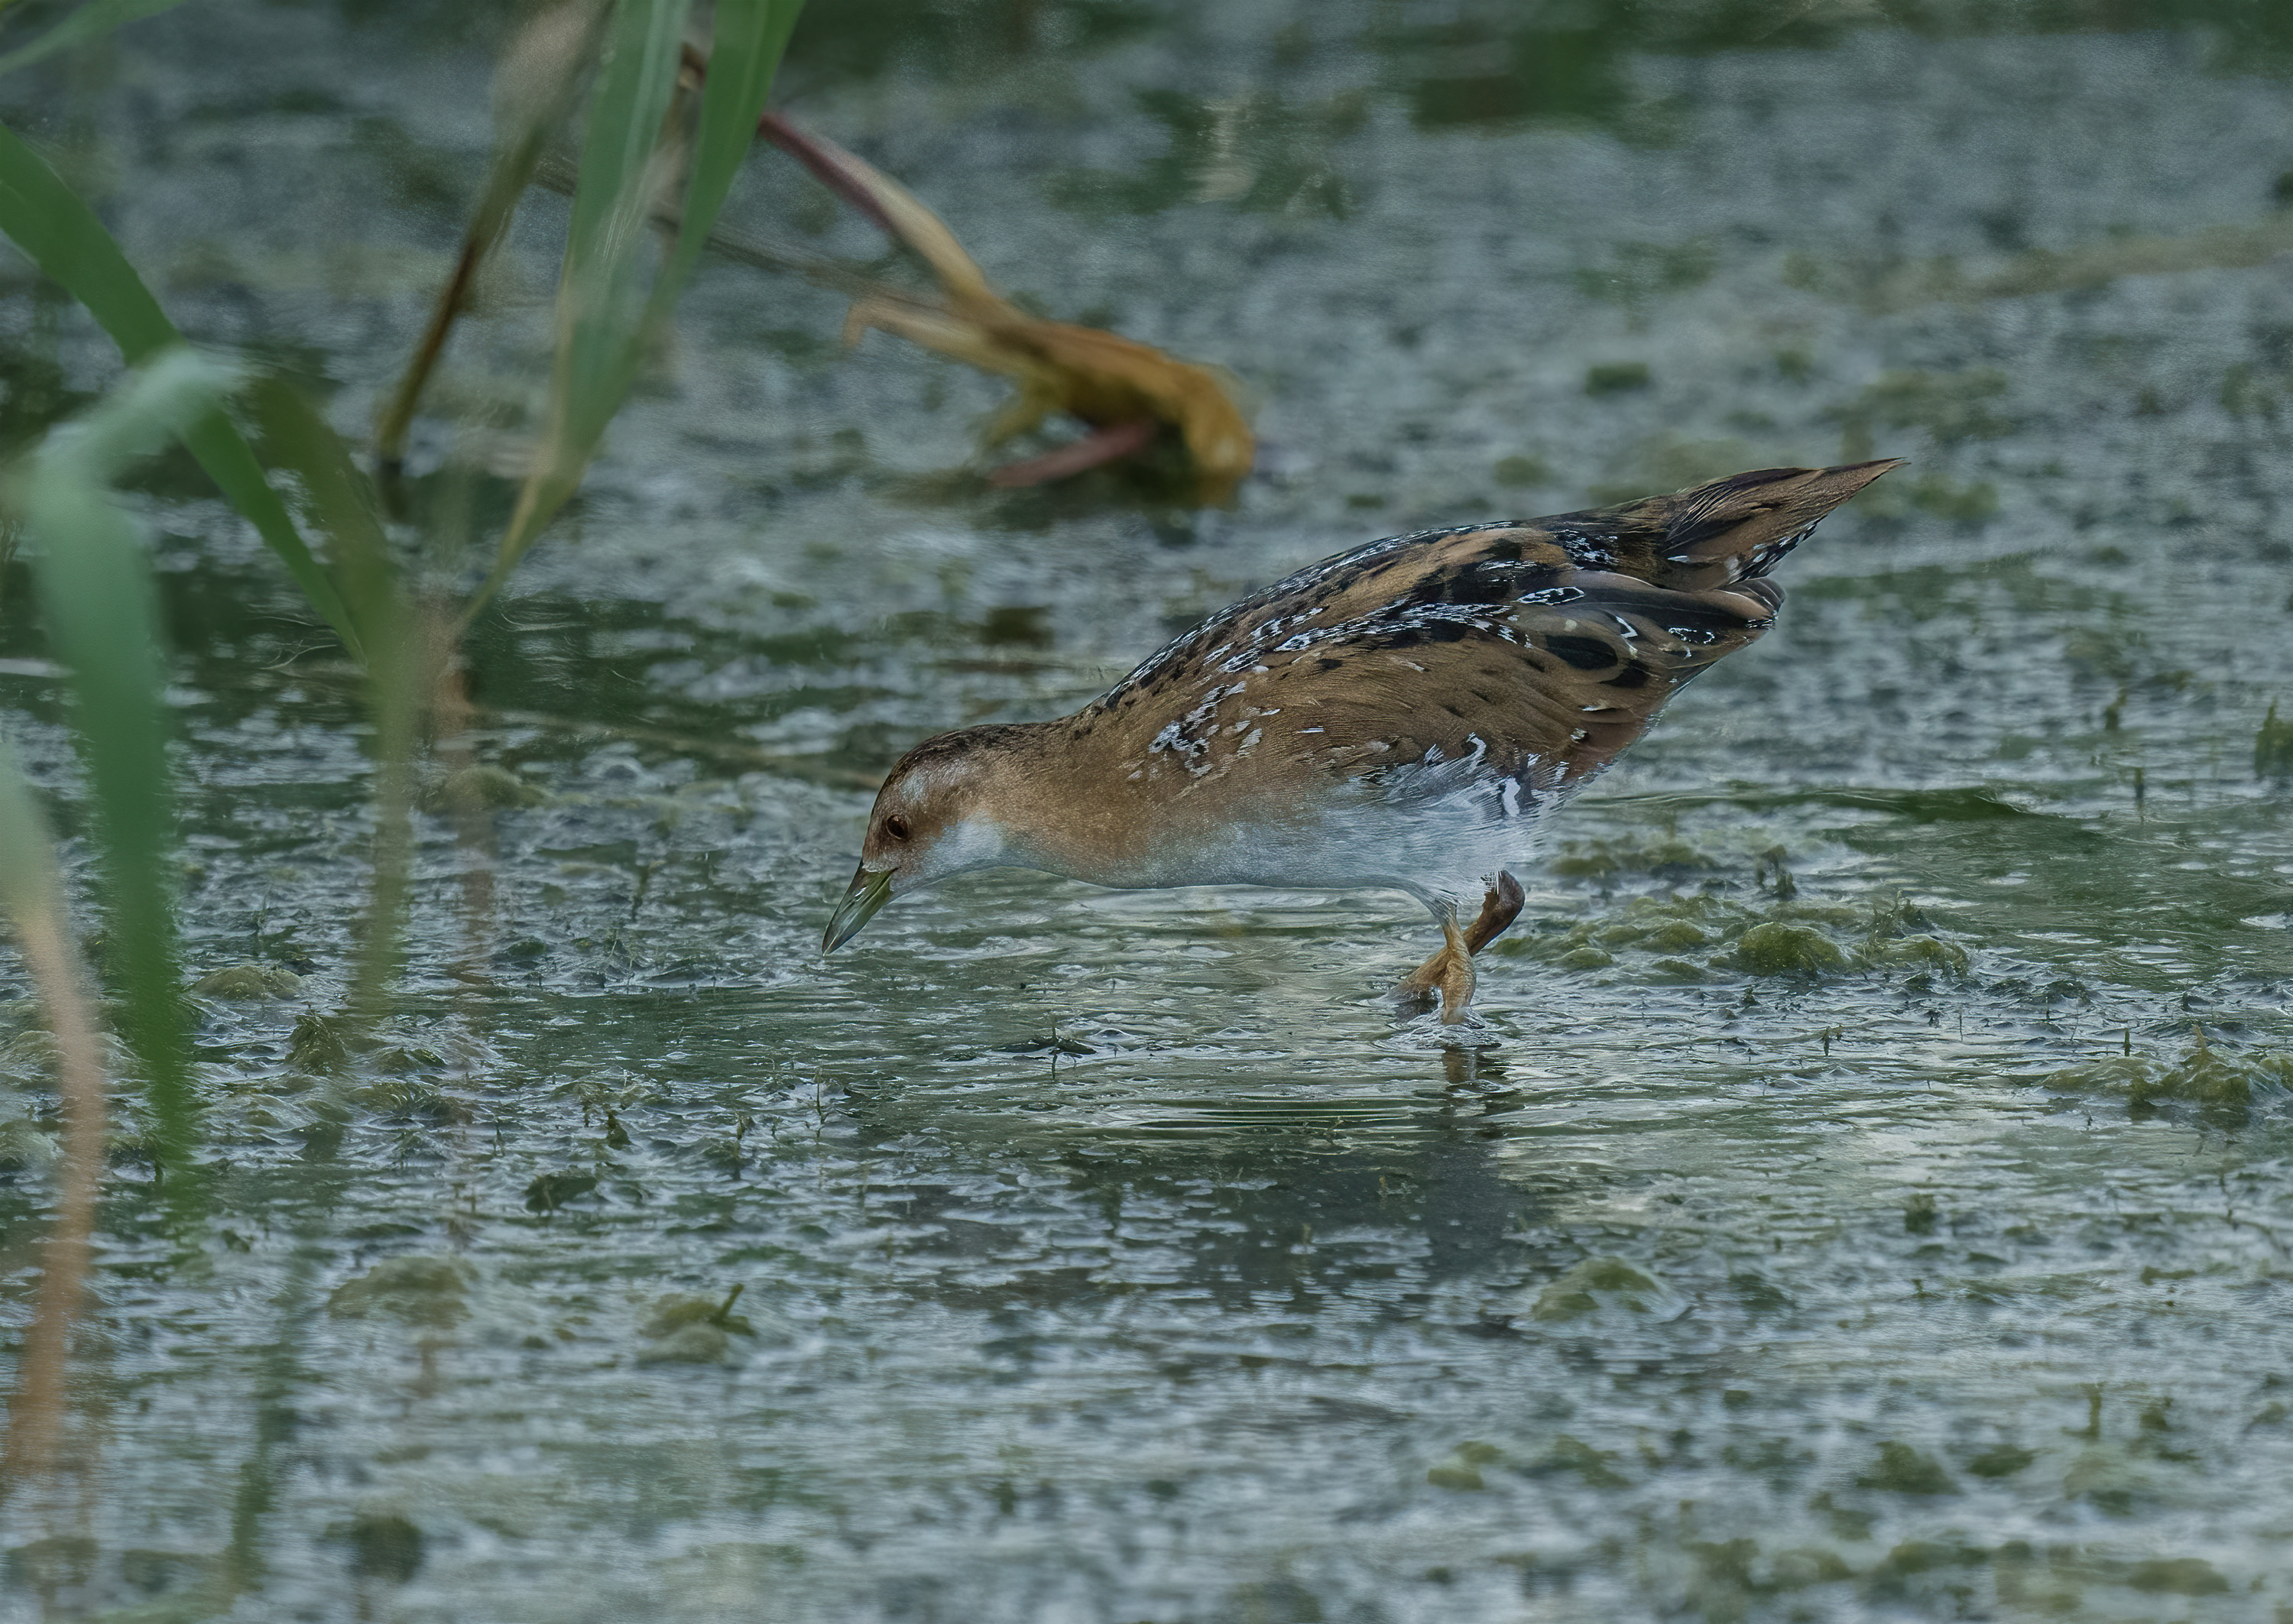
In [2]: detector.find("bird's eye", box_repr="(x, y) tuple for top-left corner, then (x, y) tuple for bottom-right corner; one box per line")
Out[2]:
(884, 814), (912, 841)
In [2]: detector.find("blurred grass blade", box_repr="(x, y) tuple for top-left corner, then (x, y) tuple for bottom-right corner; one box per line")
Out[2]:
(465, 0), (805, 625)
(373, 0), (608, 480)
(0, 732), (109, 1502)
(251, 380), (428, 1026)
(0, 0), (193, 79)
(656, 0), (803, 299)
(10, 346), (233, 1159)
(250, 380), (405, 662)
(471, 0), (692, 619)
(0, 119), (363, 658)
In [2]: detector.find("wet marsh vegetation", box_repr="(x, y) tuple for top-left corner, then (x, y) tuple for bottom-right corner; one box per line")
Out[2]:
(2, 1), (2293, 1619)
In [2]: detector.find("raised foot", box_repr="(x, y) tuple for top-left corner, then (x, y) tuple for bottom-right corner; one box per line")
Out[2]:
(1464, 870), (1526, 953)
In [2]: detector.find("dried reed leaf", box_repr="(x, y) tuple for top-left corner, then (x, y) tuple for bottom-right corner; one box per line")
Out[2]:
(758, 114), (1255, 501)
(0, 734), (108, 1505)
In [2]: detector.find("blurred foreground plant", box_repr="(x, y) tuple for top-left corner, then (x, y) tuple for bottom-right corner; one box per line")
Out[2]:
(0, 734), (107, 1507)
(5, 349), (240, 1149)
(0, 0), (799, 1515)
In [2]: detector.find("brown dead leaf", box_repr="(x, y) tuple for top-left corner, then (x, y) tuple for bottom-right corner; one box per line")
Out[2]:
(757, 112), (1254, 503)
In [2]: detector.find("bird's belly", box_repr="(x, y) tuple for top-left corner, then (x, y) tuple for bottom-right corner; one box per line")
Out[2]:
(1108, 788), (1552, 909)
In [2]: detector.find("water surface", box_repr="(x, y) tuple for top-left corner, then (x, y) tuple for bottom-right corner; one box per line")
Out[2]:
(3, 2), (2291, 1619)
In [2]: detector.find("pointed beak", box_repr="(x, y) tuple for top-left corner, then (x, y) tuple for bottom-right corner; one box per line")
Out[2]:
(822, 864), (895, 953)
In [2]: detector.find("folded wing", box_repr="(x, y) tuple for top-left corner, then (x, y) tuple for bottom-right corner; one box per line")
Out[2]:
(1093, 462), (1898, 809)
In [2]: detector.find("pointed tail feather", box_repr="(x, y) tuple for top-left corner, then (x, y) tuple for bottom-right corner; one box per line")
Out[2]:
(1656, 459), (1902, 585)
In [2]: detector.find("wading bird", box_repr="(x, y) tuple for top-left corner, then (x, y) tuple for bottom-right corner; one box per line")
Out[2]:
(824, 461), (1897, 1023)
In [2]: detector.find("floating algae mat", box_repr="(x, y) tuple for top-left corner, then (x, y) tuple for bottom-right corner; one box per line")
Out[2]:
(4, 3), (2293, 1621)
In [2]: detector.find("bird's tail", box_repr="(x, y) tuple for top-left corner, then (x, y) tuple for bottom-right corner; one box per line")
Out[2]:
(1564, 459), (1903, 593)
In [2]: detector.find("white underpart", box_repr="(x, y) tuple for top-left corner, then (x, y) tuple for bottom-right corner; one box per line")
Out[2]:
(917, 815), (1012, 883)
(1063, 745), (1561, 912)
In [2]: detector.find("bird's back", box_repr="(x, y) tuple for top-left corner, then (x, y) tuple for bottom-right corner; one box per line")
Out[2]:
(1076, 462), (1897, 895)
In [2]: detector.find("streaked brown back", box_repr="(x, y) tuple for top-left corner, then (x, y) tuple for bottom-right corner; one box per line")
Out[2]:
(1088, 461), (1899, 806)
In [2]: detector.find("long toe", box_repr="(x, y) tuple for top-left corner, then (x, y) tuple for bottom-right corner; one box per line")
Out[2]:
(1464, 870), (1526, 955)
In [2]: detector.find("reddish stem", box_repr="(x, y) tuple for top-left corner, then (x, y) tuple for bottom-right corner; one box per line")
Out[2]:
(987, 419), (1159, 488)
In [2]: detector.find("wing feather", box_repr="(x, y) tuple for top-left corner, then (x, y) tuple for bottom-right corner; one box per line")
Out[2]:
(1088, 461), (1897, 813)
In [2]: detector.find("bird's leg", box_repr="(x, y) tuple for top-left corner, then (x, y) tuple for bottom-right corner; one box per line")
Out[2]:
(1396, 906), (1476, 1022)
(1396, 872), (1523, 1023)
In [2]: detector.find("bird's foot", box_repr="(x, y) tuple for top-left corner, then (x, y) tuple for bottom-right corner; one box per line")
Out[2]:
(1463, 870), (1526, 954)
(1397, 908), (1478, 1023)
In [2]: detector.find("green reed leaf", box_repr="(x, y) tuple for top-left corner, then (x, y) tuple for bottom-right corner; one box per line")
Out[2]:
(0, 727), (60, 925)
(465, 0), (802, 624)
(656, 0), (803, 299)
(0, 0), (194, 79)
(374, 0), (609, 475)
(483, 0), (690, 584)
(10, 346), (232, 1156)
(0, 119), (363, 659)
(250, 379), (427, 1024)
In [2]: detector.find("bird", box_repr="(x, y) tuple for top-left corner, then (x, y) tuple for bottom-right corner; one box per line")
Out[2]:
(822, 459), (1899, 1023)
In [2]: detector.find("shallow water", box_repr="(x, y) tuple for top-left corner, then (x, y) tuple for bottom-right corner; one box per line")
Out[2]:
(3, 2), (2292, 1619)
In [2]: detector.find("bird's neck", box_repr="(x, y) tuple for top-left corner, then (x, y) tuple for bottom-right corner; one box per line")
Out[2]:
(952, 716), (1156, 886)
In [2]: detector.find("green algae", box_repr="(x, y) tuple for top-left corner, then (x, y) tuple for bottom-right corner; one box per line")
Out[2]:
(326, 1256), (473, 1328)
(1964, 1444), (2035, 1478)
(1529, 1256), (1663, 1321)
(1769, 1548), (1854, 1589)
(2061, 1447), (2155, 1515)
(1491, 452), (1554, 488)
(636, 1323), (736, 1365)
(0, 1101), (58, 1169)
(332, 1512), (423, 1583)
(1832, 366), (2015, 449)
(523, 1171), (600, 1213)
(1582, 361), (1652, 395)
(348, 1075), (450, 1120)
(1734, 922), (1846, 976)
(1425, 1440), (1503, 1491)
(1878, 934), (1967, 974)
(189, 961), (303, 1000)
(424, 763), (544, 815)
(2043, 1038), (2292, 1113)
(1574, 239), (1717, 310)
(1856, 1442), (1957, 1496)
(633, 1287), (775, 1367)
(642, 1287), (754, 1339)
(1507, 891), (1969, 988)
(287, 1011), (351, 1073)
(1554, 945), (1614, 971)
(1523, 1434), (1629, 1488)
(2125, 1556), (2227, 1596)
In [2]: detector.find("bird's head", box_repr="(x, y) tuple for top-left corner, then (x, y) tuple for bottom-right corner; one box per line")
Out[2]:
(821, 725), (1039, 952)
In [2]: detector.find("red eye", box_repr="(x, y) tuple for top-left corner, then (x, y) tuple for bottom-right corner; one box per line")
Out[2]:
(884, 815), (912, 841)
